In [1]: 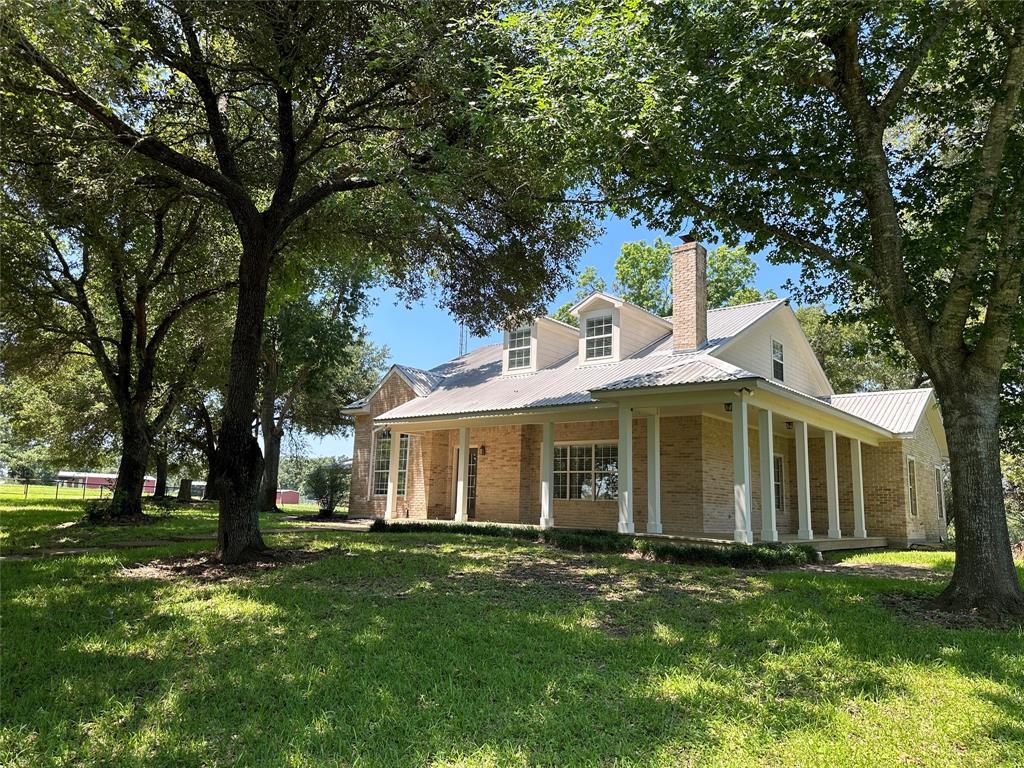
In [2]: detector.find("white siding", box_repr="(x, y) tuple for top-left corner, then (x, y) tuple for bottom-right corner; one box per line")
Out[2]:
(618, 305), (671, 358)
(536, 319), (578, 369)
(712, 307), (833, 396)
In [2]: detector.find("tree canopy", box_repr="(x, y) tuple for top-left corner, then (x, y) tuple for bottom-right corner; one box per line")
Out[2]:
(5, 0), (596, 560)
(501, 0), (1024, 614)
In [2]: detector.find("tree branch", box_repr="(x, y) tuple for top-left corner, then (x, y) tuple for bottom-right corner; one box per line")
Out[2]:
(935, 15), (1024, 347)
(877, 7), (953, 120)
(10, 25), (252, 213)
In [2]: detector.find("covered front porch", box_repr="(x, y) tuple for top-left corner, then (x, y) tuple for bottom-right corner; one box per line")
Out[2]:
(376, 379), (894, 549)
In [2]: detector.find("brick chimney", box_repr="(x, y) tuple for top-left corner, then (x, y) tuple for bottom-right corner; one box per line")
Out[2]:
(671, 237), (707, 351)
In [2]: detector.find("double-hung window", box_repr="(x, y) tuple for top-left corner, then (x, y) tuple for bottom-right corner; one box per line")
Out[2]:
(372, 429), (409, 496)
(585, 315), (613, 360)
(907, 457), (918, 516)
(771, 340), (785, 381)
(934, 467), (945, 520)
(773, 454), (785, 511)
(507, 328), (532, 370)
(553, 443), (618, 500)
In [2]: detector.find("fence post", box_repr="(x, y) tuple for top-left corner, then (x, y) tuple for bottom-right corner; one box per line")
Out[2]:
(55, 482), (59, 499)
(82, 483), (87, 499)
(24, 479), (28, 499)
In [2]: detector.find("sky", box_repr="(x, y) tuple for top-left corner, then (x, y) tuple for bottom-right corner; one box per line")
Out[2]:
(303, 215), (803, 459)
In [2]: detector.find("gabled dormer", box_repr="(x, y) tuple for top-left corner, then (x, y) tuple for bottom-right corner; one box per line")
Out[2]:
(502, 316), (578, 375)
(569, 292), (672, 365)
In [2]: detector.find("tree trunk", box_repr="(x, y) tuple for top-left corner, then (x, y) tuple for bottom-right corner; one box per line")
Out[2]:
(937, 386), (1024, 617)
(260, 427), (284, 512)
(202, 454), (219, 500)
(214, 239), (272, 562)
(259, 368), (283, 512)
(177, 477), (193, 501)
(153, 448), (168, 498)
(109, 424), (150, 518)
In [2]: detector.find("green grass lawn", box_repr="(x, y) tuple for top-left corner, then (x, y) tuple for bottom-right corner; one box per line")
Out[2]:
(2, 496), (1022, 767)
(0, 498), (338, 553)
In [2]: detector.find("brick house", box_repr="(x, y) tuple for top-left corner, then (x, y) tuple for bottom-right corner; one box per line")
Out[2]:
(345, 239), (949, 548)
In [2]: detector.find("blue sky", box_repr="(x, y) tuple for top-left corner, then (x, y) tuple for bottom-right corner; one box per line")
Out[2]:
(304, 215), (802, 459)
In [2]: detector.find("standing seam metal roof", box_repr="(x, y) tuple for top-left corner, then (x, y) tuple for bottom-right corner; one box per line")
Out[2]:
(372, 301), (785, 421)
(827, 389), (935, 434)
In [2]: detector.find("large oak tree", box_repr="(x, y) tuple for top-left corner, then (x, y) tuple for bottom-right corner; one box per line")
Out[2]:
(505, 0), (1023, 614)
(4, 1), (593, 561)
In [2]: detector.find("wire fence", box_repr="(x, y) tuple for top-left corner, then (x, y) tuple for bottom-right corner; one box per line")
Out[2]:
(0, 479), (218, 501)
(0, 478), (320, 508)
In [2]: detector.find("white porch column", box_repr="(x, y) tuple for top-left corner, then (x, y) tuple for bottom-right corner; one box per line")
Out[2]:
(646, 412), (662, 534)
(825, 429), (841, 538)
(617, 404), (634, 534)
(732, 391), (753, 544)
(795, 420), (813, 540)
(385, 429), (402, 520)
(758, 408), (778, 542)
(454, 426), (470, 522)
(851, 438), (867, 538)
(539, 422), (555, 529)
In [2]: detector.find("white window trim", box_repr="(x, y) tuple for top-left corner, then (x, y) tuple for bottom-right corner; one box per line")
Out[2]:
(907, 456), (919, 517)
(503, 325), (538, 374)
(450, 443), (480, 514)
(771, 338), (785, 382)
(553, 440), (619, 501)
(578, 308), (620, 365)
(773, 452), (786, 513)
(371, 429), (409, 497)
(934, 465), (945, 521)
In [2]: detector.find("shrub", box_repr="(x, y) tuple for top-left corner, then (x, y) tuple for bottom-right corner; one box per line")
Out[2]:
(305, 463), (349, 517)
(369, 519), (537, 540)
(83, 499), (114, 522)
(634, 539), (814, 567)
(540, 528), (635, 553)
(367, 519), (815, 568)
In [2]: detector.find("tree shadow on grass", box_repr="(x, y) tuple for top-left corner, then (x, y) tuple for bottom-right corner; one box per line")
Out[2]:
(2, 535), (1023, 767)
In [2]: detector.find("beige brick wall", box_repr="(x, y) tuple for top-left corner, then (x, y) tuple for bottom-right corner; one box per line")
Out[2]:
(551, 419), (620, 530)
(862, 439), (910, 540)
(352, 399), (945, 542)
(671, 242), (708, 351)
(349, 375), (417, 518)
(660, 416), (703, 534)
(902, 415), (947, 543)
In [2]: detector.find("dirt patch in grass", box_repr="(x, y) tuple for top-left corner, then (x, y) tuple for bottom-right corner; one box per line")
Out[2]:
(879, 593), (1023, 631)
(807, 561), (948, 582)
(449, 553), (739, 604)
(119, 546), (339, 583)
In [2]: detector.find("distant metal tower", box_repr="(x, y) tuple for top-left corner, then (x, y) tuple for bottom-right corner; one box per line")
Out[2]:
(458, 323), (468, 356)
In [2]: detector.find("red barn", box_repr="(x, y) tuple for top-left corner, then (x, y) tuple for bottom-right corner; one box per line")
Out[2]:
(57, 471), (157, 492)
(276, 489), (300, 505)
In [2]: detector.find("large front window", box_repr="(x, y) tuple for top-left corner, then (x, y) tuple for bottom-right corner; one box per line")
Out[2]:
(507, 328), (531, 370)
(554, 443), (618, 500)
(585, 315), (613, 360)
(372, 429), (409, 496)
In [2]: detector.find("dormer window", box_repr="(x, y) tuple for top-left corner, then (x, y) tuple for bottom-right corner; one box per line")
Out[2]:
(772, 339), (784, 381)
(507, 328), (532, 370)
(585, 315), (613, 360)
